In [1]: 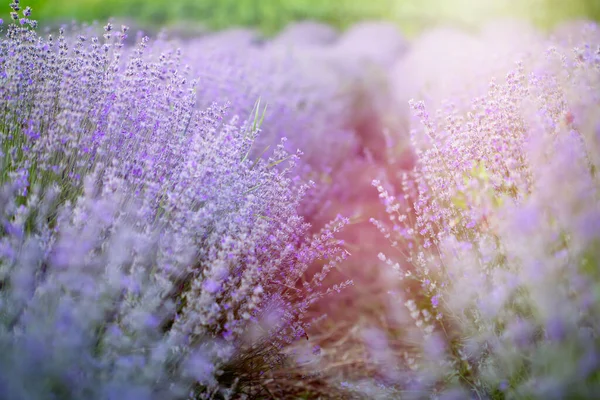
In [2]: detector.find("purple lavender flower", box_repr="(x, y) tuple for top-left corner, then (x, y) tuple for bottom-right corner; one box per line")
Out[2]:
(0, 8), (349, 399)
(370, 21), (600, 399)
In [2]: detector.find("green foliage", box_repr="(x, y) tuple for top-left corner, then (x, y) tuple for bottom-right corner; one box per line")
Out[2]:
(8, 0), (600, 37)
(10, 0), (393, 35)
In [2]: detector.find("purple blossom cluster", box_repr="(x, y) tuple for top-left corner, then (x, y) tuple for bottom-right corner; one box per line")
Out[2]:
(0, 7), (351, 399)
(368, 21), (600, 399)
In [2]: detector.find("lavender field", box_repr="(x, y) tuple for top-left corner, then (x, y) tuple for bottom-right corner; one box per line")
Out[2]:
(0, 1), (599, 399)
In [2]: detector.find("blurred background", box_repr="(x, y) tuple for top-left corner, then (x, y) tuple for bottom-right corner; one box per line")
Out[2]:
(8, 0), (600, 37)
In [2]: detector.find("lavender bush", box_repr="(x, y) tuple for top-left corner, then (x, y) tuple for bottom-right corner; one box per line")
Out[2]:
(0, 5), (351, 399)
(367, 22), (600, 399)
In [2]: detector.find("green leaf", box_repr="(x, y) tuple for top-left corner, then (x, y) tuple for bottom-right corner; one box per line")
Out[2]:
(267, 155), (293, 169)
(244, 183), (264, 194)
(250, 145), (271, 170)
(240, 97), (268, 164)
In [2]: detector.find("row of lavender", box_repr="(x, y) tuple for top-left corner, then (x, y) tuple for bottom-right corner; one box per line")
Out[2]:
(0, 6), (354, 399)
(314, 21), (600, 400)
(1, 1), (600, 398)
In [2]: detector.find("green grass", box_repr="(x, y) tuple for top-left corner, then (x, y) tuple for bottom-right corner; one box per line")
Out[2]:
(8, 0), (393, 35)
(6, 0), (600, 38)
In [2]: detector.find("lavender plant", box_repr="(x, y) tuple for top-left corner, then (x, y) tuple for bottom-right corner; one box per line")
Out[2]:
(369, 22), (600, 399)
(0, 5), (350, 399)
